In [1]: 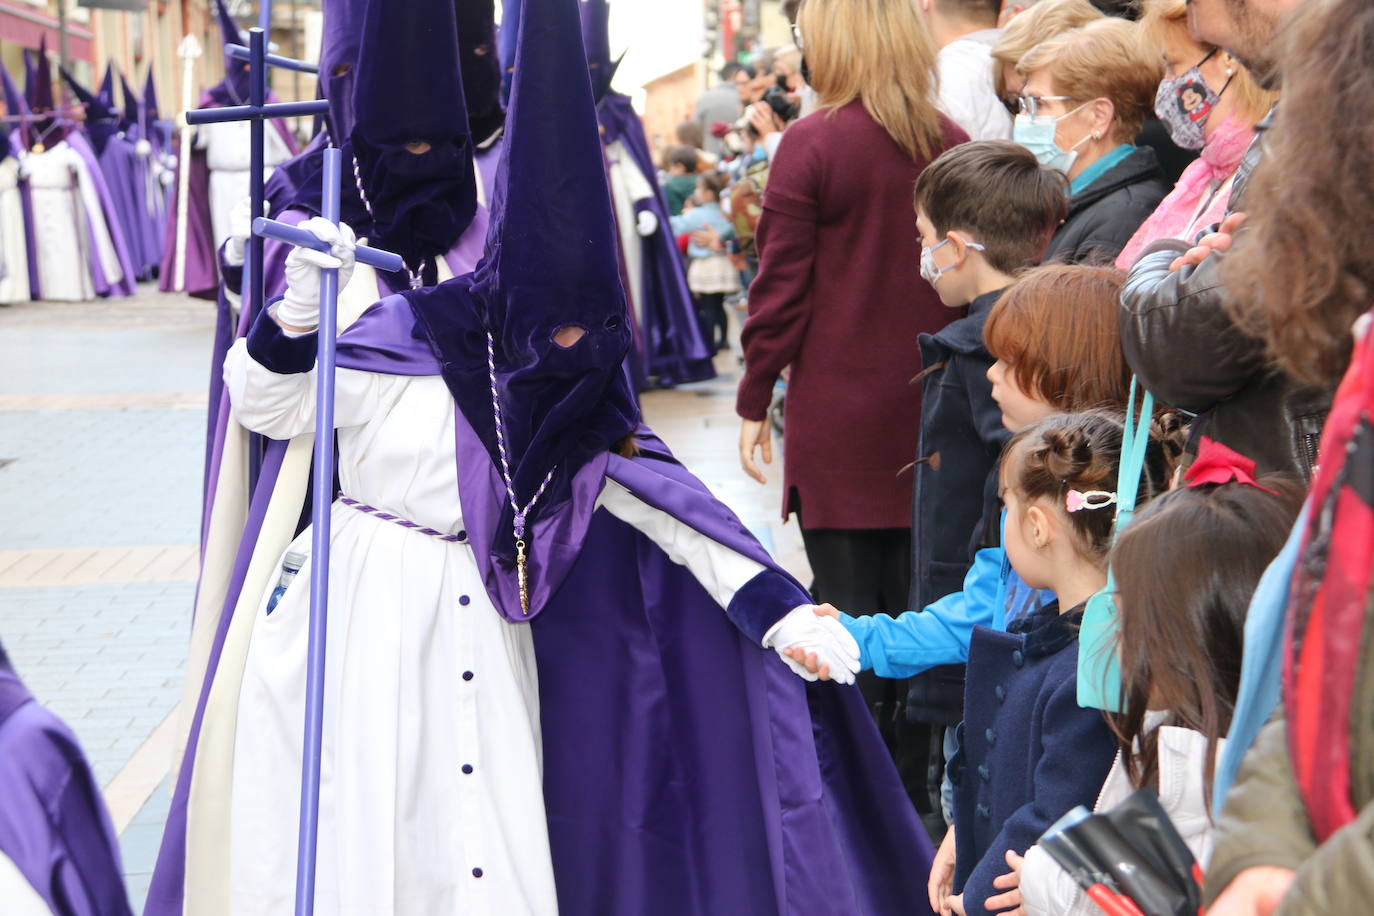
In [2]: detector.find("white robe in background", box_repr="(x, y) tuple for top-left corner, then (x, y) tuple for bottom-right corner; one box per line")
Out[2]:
(0, 158), (30, 304)
(219, 337), (769, 916)
(199, 120), (293, 252)
(23, 142), (124, 302)
(605, 138), (654, 333)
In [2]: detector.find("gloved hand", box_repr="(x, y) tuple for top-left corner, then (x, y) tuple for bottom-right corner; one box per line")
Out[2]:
(275, 217), (357, 331)
(135, 139), (152, 157)
(636, 209), (658, 236)
(222, 195), (259, 267)
(763, 604), (861, 685)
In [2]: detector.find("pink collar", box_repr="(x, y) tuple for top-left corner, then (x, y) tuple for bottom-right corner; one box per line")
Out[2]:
(1199, 115), (1255, 178)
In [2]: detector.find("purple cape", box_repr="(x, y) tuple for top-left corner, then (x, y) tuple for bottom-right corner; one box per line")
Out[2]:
(149, 299), (935, 915)
(0, 649), (133, 915)
(599, 92), (715, 387)
(63, 131), (137, 298)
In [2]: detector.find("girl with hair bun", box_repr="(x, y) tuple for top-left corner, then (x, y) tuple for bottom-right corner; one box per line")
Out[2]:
(930, 410), (1178, 916)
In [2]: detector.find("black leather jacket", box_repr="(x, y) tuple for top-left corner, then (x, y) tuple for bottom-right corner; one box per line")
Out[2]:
(1120, 244), (1333, 479)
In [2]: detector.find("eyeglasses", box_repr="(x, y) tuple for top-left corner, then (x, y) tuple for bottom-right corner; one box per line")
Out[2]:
(1017, 94), (1076, 117)
(790, 23), (803, 50)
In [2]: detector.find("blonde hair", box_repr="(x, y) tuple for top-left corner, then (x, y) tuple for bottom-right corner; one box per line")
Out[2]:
(797, 0), (944, 162)
(1138, 0), (1278, 125)
(991, 0), (1104, 99)
(1018, 18), (1164, 143)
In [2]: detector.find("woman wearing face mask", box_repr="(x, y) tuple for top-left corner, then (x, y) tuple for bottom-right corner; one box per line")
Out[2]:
(1014, 18), (1170, 264)
(1113, 0), (1277, 269)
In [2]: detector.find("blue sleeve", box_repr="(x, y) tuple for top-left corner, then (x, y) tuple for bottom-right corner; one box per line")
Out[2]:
(959, 670), (1117, 914)
(669, 210), (700, 235)
(840, 545), (1005, 679)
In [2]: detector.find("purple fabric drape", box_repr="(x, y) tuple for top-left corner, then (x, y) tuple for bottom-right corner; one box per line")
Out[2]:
(0, 650), (134, 916)
(65, 131), (136, 297)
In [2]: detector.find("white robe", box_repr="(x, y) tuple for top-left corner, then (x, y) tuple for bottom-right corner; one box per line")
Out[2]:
(604, 139), (654, 334)
(0, 850), (50, 916)
(22, 142), (124, 302)
(219, 337), (769, 916)
(199, 120), (293, 252)
(0, 158), (30, 304)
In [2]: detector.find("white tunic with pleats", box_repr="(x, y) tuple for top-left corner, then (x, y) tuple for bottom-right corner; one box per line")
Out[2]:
(23, 142), (124, 302)
(222, 336), (767, 915)
(199, 120), (293, 251)
(0, 158), (29, 304)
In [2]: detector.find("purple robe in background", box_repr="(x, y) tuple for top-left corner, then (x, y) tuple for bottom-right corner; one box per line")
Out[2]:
(64, 131), (137, 298)
(158, 148), (218, 299)
(0, 648), (133, 916)
(599, 92), (715, 387)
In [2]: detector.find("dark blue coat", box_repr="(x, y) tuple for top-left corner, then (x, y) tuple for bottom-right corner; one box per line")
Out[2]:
(906, 289), (1011, 725)
(909, 289), (1010, 612)
(950, 605), (1117, 913)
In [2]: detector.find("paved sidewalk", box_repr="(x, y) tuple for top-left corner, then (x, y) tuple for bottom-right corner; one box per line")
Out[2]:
(0, 291), (805, 911)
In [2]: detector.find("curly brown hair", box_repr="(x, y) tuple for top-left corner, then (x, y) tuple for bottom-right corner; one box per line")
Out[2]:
(1222, 0), (1374, 388)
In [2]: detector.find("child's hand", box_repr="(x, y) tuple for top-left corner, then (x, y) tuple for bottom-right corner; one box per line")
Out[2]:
(781, 606), (844, 677)
(984, 849), (1026, 914)
(928, 827), (957, 914)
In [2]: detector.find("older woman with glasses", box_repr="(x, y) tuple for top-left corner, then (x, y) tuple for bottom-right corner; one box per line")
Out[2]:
(1014, 17), (1170, 263)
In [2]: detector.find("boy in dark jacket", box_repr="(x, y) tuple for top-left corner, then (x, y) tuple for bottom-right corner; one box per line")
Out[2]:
(904, 141), (1068, 825)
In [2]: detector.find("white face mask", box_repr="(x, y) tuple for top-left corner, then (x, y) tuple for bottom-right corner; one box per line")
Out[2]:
(920, 237), (986, 285)
(1012, 100), (1094, 174)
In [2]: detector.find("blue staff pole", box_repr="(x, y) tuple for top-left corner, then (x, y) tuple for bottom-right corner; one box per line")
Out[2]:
(252, 218), (404, 274)
(295, 145), (339, 916)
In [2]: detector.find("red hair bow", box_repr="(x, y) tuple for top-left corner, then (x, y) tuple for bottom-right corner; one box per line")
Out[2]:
(1183, 436), (1278, 494)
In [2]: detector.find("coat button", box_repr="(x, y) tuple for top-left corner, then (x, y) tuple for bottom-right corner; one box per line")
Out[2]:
(978, 764), (990, 782)
(457, 530), (468, 542)
(994, 684), (1006, 702)
(462, 764), (474, 775)
(1011, 649), (1024, 668)
(462, 671), (474, 681)
(976, 804), (990, 818)
(985, 727), (996, 745)
(472, 868), (483, 878)
(459, 595), (471, 606)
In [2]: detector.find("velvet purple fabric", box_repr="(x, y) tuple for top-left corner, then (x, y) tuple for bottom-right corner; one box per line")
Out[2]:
(318, 0), (364, 144)
(0, 647), (133, 916)
(205, 0), (251, 108)
(24, 39), (68, 146)
(457, 0), (504, 146)
(405, 0), (639, 558)
(349, 0), (476, 276)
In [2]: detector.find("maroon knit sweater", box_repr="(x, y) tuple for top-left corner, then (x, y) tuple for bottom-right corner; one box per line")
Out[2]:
(737, 101), (967, 529)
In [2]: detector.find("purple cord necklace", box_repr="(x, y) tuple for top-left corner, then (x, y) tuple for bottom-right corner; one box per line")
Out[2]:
(351, 154), (426, 290)
(485, 331), (556, 616)
(354, 154), (554, 613)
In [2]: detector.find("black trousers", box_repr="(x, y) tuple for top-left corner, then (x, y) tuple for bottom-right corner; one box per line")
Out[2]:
(800, 525), (947, 841)
(693, 292), (727, 351)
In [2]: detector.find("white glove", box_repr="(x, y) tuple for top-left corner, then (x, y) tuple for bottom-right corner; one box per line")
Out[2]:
(135, 139), (152, 157)
(222, 195), (259, 267)
(275, 217), (357, 331)
(636, 209), (659, 236)
(763, 605), (861, 685)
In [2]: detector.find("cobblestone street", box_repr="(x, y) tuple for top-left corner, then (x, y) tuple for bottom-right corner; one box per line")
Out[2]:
(0, 287), (806, 911)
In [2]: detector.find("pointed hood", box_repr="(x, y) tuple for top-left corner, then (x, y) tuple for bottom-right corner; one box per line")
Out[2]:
(348, 0), (477, 275)
(60, 65), (119, 153)
(406, 0), (637, 531)
(203, 0), (250, 106)
(99, 65), (118, 114)
(579, 0), (619, 101)
(0, 66), (26, 153)
(318, 0), (365, 144)
(25, 39), (66, 145)
(457, 0), (503, 146)
(119, 71), (141, 134)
